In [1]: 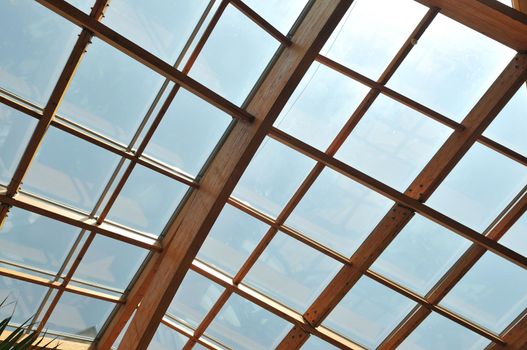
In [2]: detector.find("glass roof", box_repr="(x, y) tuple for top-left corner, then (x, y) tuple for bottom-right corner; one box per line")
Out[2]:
(0, 0), (526, 349)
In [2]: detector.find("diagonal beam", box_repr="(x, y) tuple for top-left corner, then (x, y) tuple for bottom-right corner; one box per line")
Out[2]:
(415, 0), (527, 51)
(94, 1), (357, 349)
(35, 0), (253, 122)
(289, 53), (527, 347)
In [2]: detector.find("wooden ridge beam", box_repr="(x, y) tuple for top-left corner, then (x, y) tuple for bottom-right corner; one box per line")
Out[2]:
(415, 0), (527, 51)
(294, 52), (527, 341)
(96, 1), (356, 349)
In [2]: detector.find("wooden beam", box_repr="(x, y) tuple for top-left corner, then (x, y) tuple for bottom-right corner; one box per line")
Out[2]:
(297, 52), (527, 334)
(415, 0), (527, 51)
(35, 0), (253, 122)
(95, 1), (356, 349)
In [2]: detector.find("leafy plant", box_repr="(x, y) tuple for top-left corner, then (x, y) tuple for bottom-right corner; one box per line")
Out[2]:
(0, 297), (59, 350)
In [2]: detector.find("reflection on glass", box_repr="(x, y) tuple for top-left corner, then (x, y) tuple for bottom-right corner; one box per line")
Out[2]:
(322, 0), (427, 80)
(483, 85), (527, 156)
(242, 0), (307, 33)
(324, 276), (415, 348)
(0, 0), (80, 106)
(427, 143), (527, 232)
(166, 270), (224, 329)
(441, 252), (527, 333)
(371, 214), (470, 296)
(0, 208), (79, 275)
(336, 94), (452, 190)
(23, 127), (120, 213)
(46, 292), (114, 339)
(500, 212), (527, 257)
(301, 336), (337, 349)
(233, 138), (314, 218)
(244, 232), (342, 312)
(0, 276), (47, 325)
(286, 168), (393, 257)
(74, 235), (148, 292)
(206, 294), (292, 350)
(107, 164), (188, 236)
(190, 5), (279, 105)
(197, 204), (268, 277)
(59, 38), (165, 145)
(103, 0), (208, 63)
(387, 14), (514, 121)
(274, 62), (369, 151)
(148, 323), (188, 350)
(145, 88), (231, 176)
(399, 312), (490, 350)
(0, 104), (37, 185)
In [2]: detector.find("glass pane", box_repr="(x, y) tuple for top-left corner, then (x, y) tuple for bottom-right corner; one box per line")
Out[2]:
(243, 0), (307, 33)
(387, 14), (514, 121)
(483, 85), (527, 157)
(66, 0), (94, 13)
(426, 143), (527, 232)
(59, 38), (165, 145)
(336, 94), (452, 190)
(74, 235), (148, 292)
(148, 323), (188, 350)
(274, 62), (369, 151)
(46, 292), (114, 339)
(286, 168), (393, 257)
(301, 336), (337, 350)
(441, 252), (527, 333)
(324, 276), (416, 348)
(189, 5), (279, 105)
(0, 0), (80, 106)
(371, 214), (471, 296)
(244, 232), (342, 312)
(106, 164), (188, 236)
(0, 208), (79, 275)
(399, 312), (490, 350)
(144, 88), (231, 177)
(322, 0), (427, 80)
(23, 127), (120, 213)
(0, 276), (47, 325)
(232, 137), (315, 218)
(103, 0), (209, 63)
(197, 204), (268, 277)
(166, 270), (224, 329)
(0, 104), (36, 185)
(205, 294), (292, 350)
(500, 211), (527, 257)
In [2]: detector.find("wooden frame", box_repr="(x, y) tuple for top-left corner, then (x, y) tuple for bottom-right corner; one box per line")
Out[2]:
(0, 0), (526, 349)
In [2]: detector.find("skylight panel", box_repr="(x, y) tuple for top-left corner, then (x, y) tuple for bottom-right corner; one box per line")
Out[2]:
(440, 252), (527, 333)
(387, 14), (515, 121)
(274, 62), (369, 151)
(426, 142), (527, 232)
(232, 137), (315, 219)
(0, 0), (81, 106)
(242, 0), (308, 34)
(189, 4), (280, 105)
(243, 231), (343, 312)
(399, 312), (491, 350)
(144, 88), (232, 177)
(0, 104), (37, 185)
(65, 0), (95, 13)
(149, 323), (189, 350)
(371, 214), (471, 296)
(103, 0), (209, 64)
(286, 168), (394, 257)
(0, 276), (47, 325)
(323, 276), (416, 348)
(23, 127), (120, 213)
(197, 204), (268, 277)
(500, 211), (527, 257)
(0, 208), (79, 276)
(301, 336), (338, 349)
(58, 38), (165, 146)
(205, 293), (293, 350)
(321, 0), (428, 80)
(335, 94), (453, 191)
